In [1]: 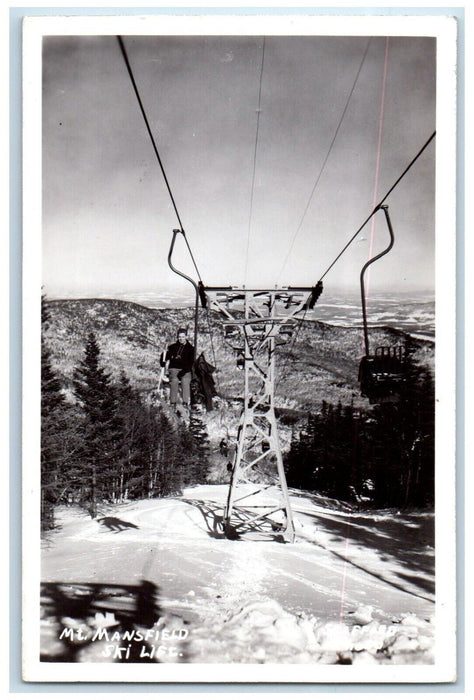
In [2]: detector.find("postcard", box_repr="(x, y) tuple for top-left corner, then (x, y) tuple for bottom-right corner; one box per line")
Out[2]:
(22, 12), (457, 684)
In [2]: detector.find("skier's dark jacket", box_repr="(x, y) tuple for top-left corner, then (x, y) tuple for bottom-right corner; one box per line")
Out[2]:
(193, 352), (217, 411)
(164, 341), (194, 378)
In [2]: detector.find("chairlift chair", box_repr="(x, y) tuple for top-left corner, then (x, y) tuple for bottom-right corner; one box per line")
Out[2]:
(358, 206), (408, 405)
(358, 346), (406, 404)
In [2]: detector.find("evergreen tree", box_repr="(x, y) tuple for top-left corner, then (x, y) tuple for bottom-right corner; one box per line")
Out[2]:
(367, 357), (435, 508)
(41, 297), (67, 529)
(187, 409), (211, 484)
(104, 372), (176, 501)
(72, 332), (121, 517)
(149, 408), (182, 497)
(285, 424), (308, 490)
(285, 409), (319, 495)
(41, 296), (88, 527)
(284, 354), (435, 509)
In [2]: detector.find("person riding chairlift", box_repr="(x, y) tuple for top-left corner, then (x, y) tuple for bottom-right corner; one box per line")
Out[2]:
(161, 328), (194, 414)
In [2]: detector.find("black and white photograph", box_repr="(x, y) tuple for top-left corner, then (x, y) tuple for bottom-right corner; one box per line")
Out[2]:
(22, 13), (457, 683)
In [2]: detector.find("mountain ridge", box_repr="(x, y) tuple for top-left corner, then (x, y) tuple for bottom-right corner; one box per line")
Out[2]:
(43, 297), (434, 411)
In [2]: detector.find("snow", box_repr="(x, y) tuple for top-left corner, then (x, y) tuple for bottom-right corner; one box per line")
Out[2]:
(40, 485), (435, 666)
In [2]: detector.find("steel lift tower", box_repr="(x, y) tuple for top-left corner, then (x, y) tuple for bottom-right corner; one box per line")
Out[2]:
(203, 284), (322, 542)
(168, 229), (322, 542)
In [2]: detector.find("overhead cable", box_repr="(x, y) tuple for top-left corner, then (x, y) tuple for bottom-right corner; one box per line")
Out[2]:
(117, 36), (203, 282)
(277, 37), (373, 283)
(319, 130), (436, 281)
(244, 37), (266, 284)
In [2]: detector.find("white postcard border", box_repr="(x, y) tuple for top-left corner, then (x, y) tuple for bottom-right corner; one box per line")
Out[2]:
(22, 12), (458, 684)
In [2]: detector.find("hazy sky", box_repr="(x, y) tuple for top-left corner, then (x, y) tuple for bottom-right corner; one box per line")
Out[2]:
(42, 33), (436, 297)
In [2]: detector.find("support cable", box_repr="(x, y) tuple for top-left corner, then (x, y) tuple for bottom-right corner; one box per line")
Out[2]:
(318, 130), (436, 282)
(277, 37), (372, 283)
(244, 37), (266, 284)
(117, 35), (203, 283)
(205, 306), (221, 395)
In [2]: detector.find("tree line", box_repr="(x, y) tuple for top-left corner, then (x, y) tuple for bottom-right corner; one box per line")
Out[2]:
(285, 358), (435, 509)
(41, 297), (210, 530)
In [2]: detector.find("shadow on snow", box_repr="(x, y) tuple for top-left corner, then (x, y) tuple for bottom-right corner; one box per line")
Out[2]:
(40, 579), (191, 663)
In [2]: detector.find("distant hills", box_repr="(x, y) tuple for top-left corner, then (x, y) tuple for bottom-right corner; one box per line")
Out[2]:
(43, 298), (434, 413)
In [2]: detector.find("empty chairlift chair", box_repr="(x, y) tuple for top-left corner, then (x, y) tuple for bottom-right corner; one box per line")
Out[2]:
(358, 345), (406, 404)
(358, 206), (408, 404)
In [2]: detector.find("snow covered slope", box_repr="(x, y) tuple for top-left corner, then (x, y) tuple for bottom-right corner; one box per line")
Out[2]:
(40, 486), (435, 666)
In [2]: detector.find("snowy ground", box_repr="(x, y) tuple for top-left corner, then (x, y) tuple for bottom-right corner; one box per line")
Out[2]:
(40, 485), (435, 665)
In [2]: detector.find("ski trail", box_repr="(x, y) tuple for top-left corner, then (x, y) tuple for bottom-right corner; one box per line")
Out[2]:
(199, 541), (271, 624)
(39, 489), (437, 665)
